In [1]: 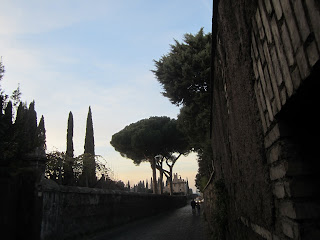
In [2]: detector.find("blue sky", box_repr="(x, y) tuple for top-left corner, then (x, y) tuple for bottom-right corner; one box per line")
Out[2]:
(0, 0), (212, 192)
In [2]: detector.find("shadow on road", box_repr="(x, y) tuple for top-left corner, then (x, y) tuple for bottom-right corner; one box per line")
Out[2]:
(88, 201), (210, 240)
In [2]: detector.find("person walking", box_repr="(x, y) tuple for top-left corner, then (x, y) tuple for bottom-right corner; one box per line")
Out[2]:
(196, 201), (201, 215)
(191, 199), (196, 215)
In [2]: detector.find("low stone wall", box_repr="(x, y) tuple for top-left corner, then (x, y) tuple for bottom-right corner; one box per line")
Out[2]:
(39, 179), (187, 240)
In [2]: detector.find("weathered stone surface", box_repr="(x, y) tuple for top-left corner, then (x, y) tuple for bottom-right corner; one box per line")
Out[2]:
(270, 163), (286, 180)
(273, 181), (285, 198)
(252, 32), (259, 58)
(306, 40), (320, 67)
(293, 0), (310, 42)
(264, 0), (272, 14)
(281, 23), (294, 66)
(281, 0), (301, 51)
(296, 46), (310, 81)
(282, 218), (299, 238)
(305, 0), (320, 48)
(268, 143), (280, 163)
(271, 0), (282, 20)
(256, 8), (265, 40)
(270, 16), (293, 96)
(280, 201), (296, 219)
(263, 42), (281, 111)
(259, 0), (273, 43)
(264, 124), (280, 148)
(270, 46), (283, 86)
(291, 66), (301, 90)
(41, 185), (187, 240)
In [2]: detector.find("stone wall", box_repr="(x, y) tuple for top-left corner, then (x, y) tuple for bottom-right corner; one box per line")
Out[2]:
(206, 0), (320, 239)
(39, 179), (187, 240)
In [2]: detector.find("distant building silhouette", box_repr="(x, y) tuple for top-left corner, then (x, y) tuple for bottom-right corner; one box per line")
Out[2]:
(164, 173), (190, 195)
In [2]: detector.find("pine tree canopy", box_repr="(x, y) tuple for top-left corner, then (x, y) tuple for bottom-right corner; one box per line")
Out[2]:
(152, 28), (213, 188)
(110, 116), (190, 165)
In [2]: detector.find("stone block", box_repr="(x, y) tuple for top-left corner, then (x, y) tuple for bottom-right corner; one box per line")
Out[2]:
(293, 0), (310, 42)
(264, 124), (280, 148)
(264, 0), (272, 15)
(255, 85), (268, 133)
(252, 32), (259, 58)
(305, 0), (320, 48)
(265, 111), (271, 126)
(273, 181), (285, 198)
(251, 222), (272, 240)
(268, 143), (280, 164)
(272, 0), (282, 20)
(282, 218), (300, 238)
(257, 80), (267, 112)
(270, 16), (293, 96)
(263, 43), (281, 111)
(280, 87), (287, 106)
(257, 35), (266, 64)
(270, 163), (286, 180)
(256, 8), (265, 40)
(259, 0), (273, 43)
(270, 46), (283, 86)
(280, 201), (297, 219)
(281, 23), (295, 66)
(291, 67), (301, 90)
(281, 0), (301, 51)
(296, 46), (310, 81)
(253, 58), (259, 80)
(263, 63), (274, 100)
(271, 99), (277, 116)
(306, 40), (319, 67)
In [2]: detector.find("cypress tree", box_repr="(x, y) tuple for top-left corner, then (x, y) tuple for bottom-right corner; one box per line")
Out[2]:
(64, 111), (74, 185)
(35, 115), (46, 156)
(82, 106), (96, 187)
(66, 111), (74, 158)
(14, 102), (28, 158)
(4, 101), (13, 126)
(26, 101), (37, 153)
(84, 106), (95, 155)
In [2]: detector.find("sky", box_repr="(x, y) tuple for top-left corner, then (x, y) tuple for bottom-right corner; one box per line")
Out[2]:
(0, 0), (212, 193)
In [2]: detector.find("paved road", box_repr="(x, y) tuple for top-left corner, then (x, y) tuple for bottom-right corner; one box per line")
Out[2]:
(89, 201), (210, 240)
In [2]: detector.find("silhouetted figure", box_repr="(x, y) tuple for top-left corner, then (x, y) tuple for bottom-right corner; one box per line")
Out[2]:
(196, 202), (201, 215)
(191, 199), (196, 215)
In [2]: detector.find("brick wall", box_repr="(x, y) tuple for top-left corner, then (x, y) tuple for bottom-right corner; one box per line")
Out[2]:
(207, 0), (320, 239)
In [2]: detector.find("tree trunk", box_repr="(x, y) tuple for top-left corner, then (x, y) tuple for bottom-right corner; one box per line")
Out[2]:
(169, 166), (173, 195)
(159, 169), (163, 194)
(150, 158), (157, 194)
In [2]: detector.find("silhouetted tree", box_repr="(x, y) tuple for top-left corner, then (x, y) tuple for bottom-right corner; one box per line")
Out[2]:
(35, 115), (46, 156)
(153, 28), (213, 190)
(110, 116), (189, 194)
(80, 106), (96, 187)
(64, 111), (74, 185)
(0, 60), (45, 166)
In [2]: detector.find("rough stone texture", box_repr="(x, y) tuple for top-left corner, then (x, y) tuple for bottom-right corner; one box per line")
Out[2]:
(208, 0), (320, 239)
(206, 1), (274, 239)
(40, 182), (187, 240)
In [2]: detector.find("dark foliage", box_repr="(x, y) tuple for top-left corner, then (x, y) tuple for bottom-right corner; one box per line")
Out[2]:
(152, 29), (213, 190)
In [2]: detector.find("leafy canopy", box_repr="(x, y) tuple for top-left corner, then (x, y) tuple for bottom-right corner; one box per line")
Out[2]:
(153, 28), (211, 107)
(110, 116), (189, 165)
(152, 28), (213, 189)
